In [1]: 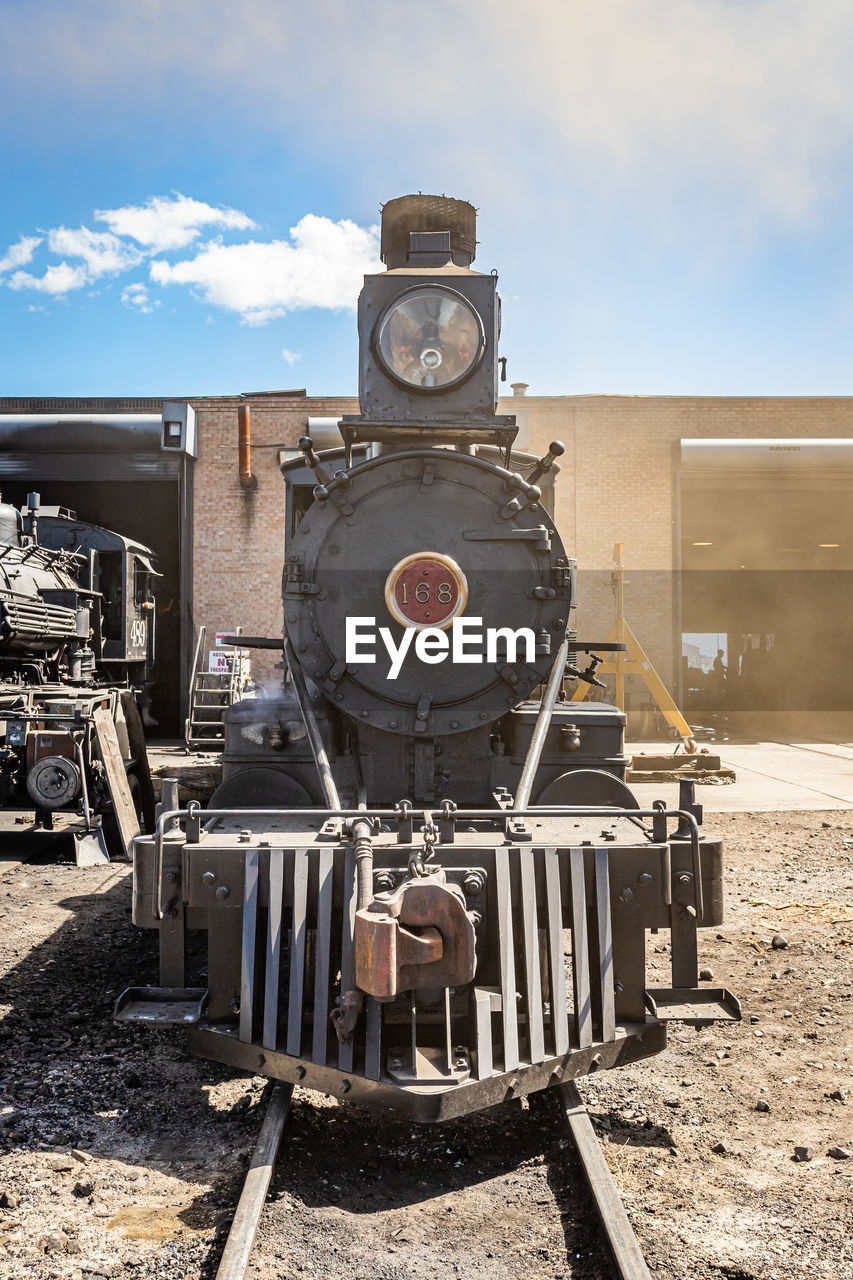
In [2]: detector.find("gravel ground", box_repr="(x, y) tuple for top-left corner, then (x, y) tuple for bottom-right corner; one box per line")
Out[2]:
(0, 810), (851, 1279)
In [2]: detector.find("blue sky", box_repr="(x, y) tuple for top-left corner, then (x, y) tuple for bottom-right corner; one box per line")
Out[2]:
(2, 0), (853, 398)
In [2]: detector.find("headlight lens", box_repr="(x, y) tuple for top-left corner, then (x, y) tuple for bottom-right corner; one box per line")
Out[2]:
(375, 286), (485, 390)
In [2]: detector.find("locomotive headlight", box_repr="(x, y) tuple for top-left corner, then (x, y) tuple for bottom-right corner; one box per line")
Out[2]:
(374, 285), (485, 391)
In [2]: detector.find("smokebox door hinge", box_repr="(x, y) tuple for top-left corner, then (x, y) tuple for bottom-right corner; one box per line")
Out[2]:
(323, 661), (347, 693)
(413, 693), (432, 734)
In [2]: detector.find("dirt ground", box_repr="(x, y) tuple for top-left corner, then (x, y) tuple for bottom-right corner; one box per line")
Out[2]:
(0, 810), (850, 1279)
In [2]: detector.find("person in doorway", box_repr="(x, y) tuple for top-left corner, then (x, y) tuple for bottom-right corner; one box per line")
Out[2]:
(712, 648), (727, 707)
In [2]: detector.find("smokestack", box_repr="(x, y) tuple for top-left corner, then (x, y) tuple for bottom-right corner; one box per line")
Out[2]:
(380, 194), (477, 270)
(26, 491), (40, 540)
(511, 382), (529, 397)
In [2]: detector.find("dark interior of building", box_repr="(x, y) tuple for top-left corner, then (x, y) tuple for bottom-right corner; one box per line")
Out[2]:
(681, 477), (853, 729)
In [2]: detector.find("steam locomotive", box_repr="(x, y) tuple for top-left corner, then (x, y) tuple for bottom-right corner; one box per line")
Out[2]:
(119, 195), (739, 1119)
(0, 492), (157, 861)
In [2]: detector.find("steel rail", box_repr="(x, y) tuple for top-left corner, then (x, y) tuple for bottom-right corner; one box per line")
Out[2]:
(213, 1079), (651, 1279)
(558, 1080), (652, 1280)
(215, 1081), (293, 1280)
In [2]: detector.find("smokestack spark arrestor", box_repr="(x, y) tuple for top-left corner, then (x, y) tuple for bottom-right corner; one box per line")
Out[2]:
(341, 194), (517, 448)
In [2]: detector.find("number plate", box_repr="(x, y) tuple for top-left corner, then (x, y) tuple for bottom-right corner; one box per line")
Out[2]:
(384, 551), (468, 629)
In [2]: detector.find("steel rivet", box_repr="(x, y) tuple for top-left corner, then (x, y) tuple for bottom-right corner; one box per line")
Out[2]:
(215, 885), (231, 901)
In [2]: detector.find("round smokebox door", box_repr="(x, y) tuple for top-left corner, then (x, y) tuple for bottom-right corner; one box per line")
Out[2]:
(285, 450), (571, 735)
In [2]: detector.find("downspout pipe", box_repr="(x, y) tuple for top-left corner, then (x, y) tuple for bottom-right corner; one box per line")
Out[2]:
(238, 404), (257, 490)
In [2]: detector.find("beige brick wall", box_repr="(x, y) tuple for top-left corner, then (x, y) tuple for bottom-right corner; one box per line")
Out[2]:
(499, 394), (853, 695)
(190, 392), (853, 696)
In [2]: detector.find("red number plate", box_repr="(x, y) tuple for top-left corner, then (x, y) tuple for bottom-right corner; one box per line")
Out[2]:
(384, 552), (468, 629)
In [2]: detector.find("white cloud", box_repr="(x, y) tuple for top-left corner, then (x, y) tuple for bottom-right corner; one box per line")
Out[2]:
(150, 214), (381, 324)
(2, 195), (379, 319)
(121, 282), (158, 313)
(48, 225), (143, 278)
(280, 347), (301, 365)
(8, 262), (89, 294)
(0, 235), (42, 274)
(95, 193), (256, 252)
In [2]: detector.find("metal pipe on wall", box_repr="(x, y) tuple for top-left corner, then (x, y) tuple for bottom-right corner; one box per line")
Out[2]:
(238, 404), (257, 490)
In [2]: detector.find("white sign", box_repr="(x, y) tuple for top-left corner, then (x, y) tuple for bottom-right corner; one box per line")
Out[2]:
(215, 632), (236, 648)
(208, 651), (231, 674)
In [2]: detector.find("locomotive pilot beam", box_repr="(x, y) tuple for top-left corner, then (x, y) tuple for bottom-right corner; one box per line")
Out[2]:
(118, 195), (739, 1119)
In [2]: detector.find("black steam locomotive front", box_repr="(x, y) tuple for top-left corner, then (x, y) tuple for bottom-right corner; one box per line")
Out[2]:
(121, 195), (738, 1120)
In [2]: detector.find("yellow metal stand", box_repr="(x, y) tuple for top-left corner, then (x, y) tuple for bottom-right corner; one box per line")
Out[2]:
(571, 543), (694, 745)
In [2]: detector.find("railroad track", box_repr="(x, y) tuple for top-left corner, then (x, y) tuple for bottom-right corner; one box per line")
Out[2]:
(215, 1080), (651, 1280)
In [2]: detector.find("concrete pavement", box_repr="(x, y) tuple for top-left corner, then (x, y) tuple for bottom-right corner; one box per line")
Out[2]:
(628, 737), (853, 812)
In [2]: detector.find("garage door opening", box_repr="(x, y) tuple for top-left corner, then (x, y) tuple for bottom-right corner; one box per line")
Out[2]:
(679, 440), (853, 736)
(0, 404), (195, 739)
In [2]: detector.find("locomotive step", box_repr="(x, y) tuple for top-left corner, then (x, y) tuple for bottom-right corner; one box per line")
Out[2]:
(645, 986), (742, 1025)
(114, 986), (208, 1025)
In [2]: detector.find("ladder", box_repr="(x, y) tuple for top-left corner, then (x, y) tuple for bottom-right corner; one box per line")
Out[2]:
(570, 543), (695, 749)
(185, 625), (249, 751)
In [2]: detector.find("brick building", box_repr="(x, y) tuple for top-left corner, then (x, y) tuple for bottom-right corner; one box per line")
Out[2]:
(2, 390), (852, 732)
(188, 388), (853, 728)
